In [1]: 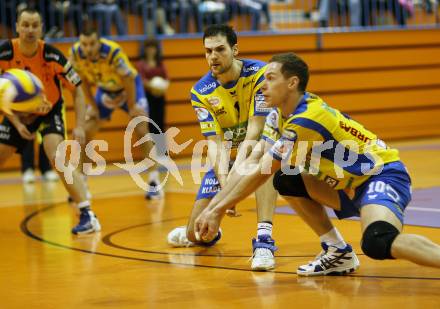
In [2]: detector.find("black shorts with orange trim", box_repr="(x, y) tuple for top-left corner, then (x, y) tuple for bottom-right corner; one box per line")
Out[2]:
(0, 100), (66, 153)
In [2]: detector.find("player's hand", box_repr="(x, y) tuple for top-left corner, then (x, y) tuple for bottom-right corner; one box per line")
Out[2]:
(18, 114), (38, 125)
(194, 208), (224, 243)
(150, 87), (165, 98)
(226, 206), (241, 217)
(72, 126), (86, 145)
(16, 123), (35, 140)
(35, 96), (52, 115)
(128, 105), (147, 118)
(85, 106), (99, 121)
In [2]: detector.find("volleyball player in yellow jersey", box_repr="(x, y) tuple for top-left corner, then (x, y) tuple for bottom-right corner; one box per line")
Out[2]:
(69, 28), (162, 199)
(167, 25), (356, 272)
(195, 52), (440, 275)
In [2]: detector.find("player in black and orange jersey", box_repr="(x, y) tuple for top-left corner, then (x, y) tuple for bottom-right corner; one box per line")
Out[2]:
(0, 8), (101, 235)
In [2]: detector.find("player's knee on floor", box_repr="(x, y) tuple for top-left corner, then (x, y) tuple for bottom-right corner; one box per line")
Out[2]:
(273, 170), (311, 199)
(361, 221), (400, 260)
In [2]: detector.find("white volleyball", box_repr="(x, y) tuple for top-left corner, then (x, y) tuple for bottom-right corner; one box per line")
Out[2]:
(150, 76), (169, 92)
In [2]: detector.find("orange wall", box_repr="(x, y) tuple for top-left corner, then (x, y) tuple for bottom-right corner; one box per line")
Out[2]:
(2, 29), (440, 171)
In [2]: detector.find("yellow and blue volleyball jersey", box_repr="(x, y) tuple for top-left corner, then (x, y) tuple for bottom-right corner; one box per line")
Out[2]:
(191, 59), (271, 148)
(262, 92), (400, 190)
(69, 38), (136, 92)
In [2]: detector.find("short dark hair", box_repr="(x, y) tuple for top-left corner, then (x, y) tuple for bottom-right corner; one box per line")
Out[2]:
(269, 53), (309, 92)
(17, 8), (42, 23)
(80, 25), (99, 38)
(203, 24), (237, 48)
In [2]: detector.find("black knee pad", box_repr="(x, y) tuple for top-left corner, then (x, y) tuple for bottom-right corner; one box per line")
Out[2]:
(361, 221), (400, 260)
(273, 169), (310, 199)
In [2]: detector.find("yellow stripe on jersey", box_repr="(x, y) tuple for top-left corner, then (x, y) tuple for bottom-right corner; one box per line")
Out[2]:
(8, 68), (37, 94)
(70, 38), (137, 92)
(0, 77), (43, 115)
(262, 92), (400, 190)
(191, 59), (270, 148)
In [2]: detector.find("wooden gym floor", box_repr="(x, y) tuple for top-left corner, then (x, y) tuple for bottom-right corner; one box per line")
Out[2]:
(1, 138), (440, 308)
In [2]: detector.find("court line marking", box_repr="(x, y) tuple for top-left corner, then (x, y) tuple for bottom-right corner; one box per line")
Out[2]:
(19, 203), (440, 281)
(101, 219), (329, 258)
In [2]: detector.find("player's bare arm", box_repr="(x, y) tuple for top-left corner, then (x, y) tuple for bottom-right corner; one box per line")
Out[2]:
(5, 113), (35, 140)
(228, 115), (265, 178)
(207, 134), (229, 188)
(195, 148), (281, 241)
(122, 74), (139, 116)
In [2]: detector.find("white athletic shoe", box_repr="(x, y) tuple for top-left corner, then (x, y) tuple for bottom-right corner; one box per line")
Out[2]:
(71, 210), (101, 235)
(252, 248), (275, 270)
(251, 235), (277, 271)
(42, 170), (59, 182)
(22, 169), (36, 183)
(297, 243), (360, 276)
(167, 226), (194, 247)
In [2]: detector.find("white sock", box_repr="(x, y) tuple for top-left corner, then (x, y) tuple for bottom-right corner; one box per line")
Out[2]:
(320, 227), (347, 249)
(149, 170), (159, 183)
(77, 200), (91, 211)
(257, 221), (273, 238)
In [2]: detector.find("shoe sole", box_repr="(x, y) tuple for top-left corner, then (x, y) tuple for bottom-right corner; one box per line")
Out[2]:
(251, 260), (275, 271)
(72, 228), (100, 235)
(168, 242), (195, 248)
(72, 222), (101, 235)
(74, 229), (101, 237)
(297, 263), (360, 277)
(252, 265), (275, 271)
